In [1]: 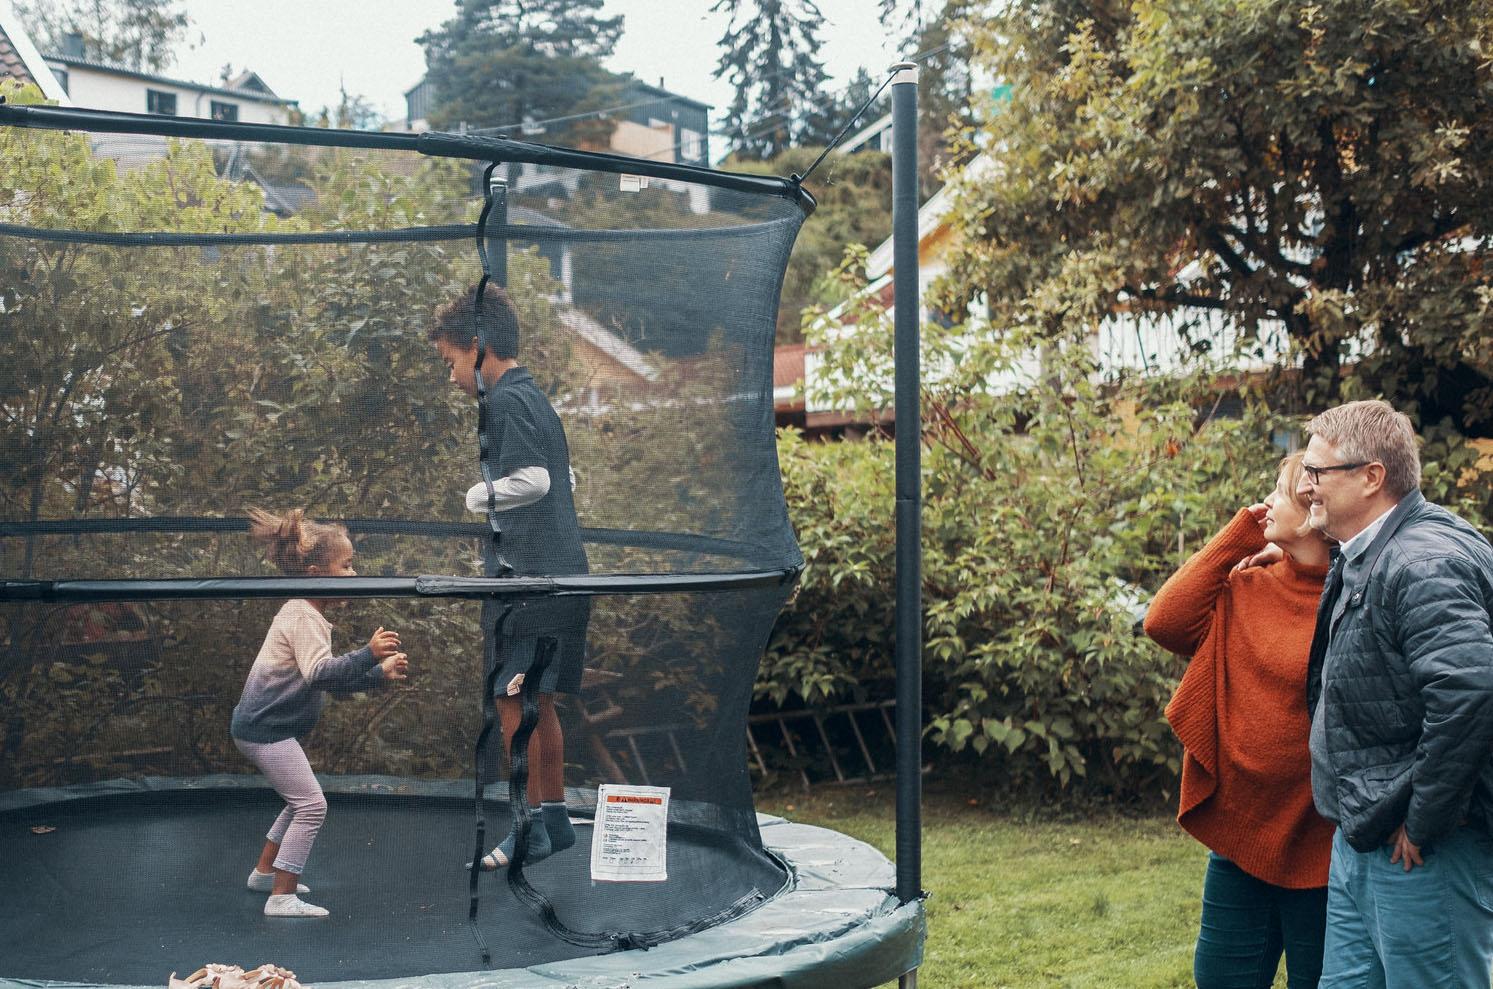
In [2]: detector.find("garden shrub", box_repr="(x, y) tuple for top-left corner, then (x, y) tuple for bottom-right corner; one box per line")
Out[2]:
(762, 255), (1493, 796)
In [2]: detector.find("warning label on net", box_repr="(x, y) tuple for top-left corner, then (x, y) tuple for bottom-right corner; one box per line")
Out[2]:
(590, 783), (670, 882)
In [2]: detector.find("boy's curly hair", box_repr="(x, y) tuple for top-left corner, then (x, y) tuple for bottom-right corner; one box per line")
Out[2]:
(426, 283), (521, 359)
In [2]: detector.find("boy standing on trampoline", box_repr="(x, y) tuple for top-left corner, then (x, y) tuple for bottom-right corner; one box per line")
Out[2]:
(232, 508), (410, 918)
(428, 283), (589, 871)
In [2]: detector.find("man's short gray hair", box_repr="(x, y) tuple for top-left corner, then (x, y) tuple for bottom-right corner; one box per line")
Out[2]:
(1306, 399), (1421, 498)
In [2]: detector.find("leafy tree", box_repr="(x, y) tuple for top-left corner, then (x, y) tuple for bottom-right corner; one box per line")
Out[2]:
(711, 0), (831, 159)
(733, 145), (893, 342)
(318, 86), (385, 131)
(905, 1), (981, 196)
(771, 242), (1481, 792)
(943, 0), (1493, 467)
(418, 0), (625, 141)
(12, 0), (191, 72)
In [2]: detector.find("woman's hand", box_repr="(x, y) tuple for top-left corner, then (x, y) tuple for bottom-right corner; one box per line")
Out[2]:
(380, 652), (410, 681)
(1231, 504), (1280, 572)
(369, 626), (401, 659)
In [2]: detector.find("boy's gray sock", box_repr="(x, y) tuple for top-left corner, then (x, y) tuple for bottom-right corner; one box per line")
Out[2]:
(476, 807), (551, 870)
(542, 801), (575, 853)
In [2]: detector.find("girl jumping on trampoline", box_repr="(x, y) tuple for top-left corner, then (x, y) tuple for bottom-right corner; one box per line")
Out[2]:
(428, 283), (589, 872)
(231, 508), (411, 918)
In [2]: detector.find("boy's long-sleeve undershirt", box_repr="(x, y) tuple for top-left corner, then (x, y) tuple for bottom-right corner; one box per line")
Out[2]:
(464, 466), (577, 514)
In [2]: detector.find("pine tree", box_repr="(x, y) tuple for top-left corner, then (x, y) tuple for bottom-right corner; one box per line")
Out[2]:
(418, 0), (625, 136)
(712, 0), (831, 160)
(798, 66), (878, 150)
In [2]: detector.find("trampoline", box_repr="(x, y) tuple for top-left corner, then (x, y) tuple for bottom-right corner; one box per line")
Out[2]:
(0, 67), (925, 989)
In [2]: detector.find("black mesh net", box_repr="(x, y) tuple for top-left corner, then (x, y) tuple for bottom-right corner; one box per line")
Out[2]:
(0, 111), (806, 983)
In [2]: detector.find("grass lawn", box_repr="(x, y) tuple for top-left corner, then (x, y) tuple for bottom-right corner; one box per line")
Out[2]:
(757, 783), (1287, 989)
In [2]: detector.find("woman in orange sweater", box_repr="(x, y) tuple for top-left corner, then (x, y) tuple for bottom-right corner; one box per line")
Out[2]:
(1144, 451), (1334, 989)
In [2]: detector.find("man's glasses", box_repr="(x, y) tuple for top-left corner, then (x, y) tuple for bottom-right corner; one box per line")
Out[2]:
(1302, 462), (1369, 484)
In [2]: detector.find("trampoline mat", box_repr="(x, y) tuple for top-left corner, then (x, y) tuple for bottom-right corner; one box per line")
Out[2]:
(0, 788), (786, 985)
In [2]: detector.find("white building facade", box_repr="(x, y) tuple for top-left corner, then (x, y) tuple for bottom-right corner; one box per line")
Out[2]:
(44, 54), (294, 126)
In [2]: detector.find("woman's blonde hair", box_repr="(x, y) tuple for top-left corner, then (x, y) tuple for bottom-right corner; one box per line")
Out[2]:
(1276, 452), (1319, 540)
(247, 507), (350, 576)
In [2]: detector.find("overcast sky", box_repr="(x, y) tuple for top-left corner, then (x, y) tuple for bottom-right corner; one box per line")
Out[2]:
(166, 1), (918, 136)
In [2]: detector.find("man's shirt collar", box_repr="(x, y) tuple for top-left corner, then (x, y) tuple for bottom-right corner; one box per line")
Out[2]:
(1340, 504), (1395, 564)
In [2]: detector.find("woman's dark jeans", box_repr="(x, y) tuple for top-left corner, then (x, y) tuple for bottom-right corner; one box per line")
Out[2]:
(1194, 852), (1328, 989)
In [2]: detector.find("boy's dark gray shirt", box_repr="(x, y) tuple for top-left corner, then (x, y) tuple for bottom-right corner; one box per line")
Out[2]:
(481, 365), (588, 637)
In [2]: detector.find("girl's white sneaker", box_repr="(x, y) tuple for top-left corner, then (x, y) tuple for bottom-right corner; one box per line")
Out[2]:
(247, 869), (308, 894)
(263, 894), (328, 918)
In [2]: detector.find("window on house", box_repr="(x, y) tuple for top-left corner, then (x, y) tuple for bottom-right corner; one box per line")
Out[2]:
(50, 68), (69, 94)
(210, 101), (239, 122)
(146, 90), (177, 116)
(680, 128), (703, 161)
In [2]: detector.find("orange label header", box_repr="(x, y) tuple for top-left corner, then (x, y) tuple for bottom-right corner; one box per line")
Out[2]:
(607, 795), (664, 805)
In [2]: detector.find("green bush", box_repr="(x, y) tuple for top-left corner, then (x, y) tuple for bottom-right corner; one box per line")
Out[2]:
(767, 393), (1282, 795)
(761, 254), (1493, 796)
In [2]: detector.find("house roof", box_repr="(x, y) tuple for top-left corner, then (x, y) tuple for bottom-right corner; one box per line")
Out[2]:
(620, 78), (711, 112)
(225, 69), (275, 96)
(0, 21), (31, 85)
(773, 342), (818, 410)
(43, 54), (297, 106)
(554, 305), (658, 382)
(833, 111), (891, 156)
(0, 3), (70, 103)
(773, 342), (810, 391)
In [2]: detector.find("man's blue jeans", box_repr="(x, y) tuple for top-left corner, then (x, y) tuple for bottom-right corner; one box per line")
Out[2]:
(1321, 826), (1493, 988)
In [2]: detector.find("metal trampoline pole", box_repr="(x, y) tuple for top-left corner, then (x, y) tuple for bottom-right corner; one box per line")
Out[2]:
(890, 58), (923, 989)
(489, 174), (508, 287)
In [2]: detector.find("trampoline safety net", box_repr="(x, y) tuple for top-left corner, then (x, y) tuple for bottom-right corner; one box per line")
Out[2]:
(0, 93), (808, 984)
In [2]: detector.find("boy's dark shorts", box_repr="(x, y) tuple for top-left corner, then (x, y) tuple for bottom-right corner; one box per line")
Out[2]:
(481, 596), (589, 696)
(485, 629), (585, 696)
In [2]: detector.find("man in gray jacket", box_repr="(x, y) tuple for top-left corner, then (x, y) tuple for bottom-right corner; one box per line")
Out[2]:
(1302, 399), (1493, 987)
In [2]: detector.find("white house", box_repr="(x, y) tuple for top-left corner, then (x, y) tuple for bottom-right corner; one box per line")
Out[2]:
(858, 152), (1281, 380)
(43, 40), (295, 125)
(0, 5), (295, 126)
(780, 150), (1291, 429)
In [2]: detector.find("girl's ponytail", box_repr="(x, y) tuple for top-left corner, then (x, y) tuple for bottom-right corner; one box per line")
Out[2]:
(247, 507), (348, 575)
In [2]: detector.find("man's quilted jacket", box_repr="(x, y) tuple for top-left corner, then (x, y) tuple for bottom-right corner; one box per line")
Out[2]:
(1308, 491), (1493, 852)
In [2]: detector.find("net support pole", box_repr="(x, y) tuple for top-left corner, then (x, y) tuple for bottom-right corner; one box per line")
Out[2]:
(489, 175), (509, 287)
(890, 58), (923, 935)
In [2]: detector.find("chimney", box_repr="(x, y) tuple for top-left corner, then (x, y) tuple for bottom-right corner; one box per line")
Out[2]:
(61, 32), (86, 59)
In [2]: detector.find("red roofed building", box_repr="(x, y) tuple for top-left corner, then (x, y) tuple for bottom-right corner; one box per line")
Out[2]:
(773, 342), (890, 439)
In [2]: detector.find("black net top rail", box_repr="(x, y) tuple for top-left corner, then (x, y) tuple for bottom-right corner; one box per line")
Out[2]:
(0, 570), (797, 603)
(0, 217), (801, 248)
(0, 101), (817, 215)
(0, 517), (799, 602)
